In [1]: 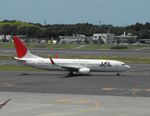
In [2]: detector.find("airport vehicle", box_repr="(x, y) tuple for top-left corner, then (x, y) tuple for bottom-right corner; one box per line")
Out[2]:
(13, 36), (131, 76)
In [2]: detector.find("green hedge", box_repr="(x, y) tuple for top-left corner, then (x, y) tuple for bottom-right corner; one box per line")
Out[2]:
(111, 46), (128, 49)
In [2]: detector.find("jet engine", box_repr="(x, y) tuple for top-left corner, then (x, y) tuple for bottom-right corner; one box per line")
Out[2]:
(78, 68), (90, 75)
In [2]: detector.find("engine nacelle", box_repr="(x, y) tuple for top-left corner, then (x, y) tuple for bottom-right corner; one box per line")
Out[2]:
(78, 68), (90, 75)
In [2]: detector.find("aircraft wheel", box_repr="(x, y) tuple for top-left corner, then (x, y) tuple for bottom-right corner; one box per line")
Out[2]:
(69, 71), (74, 76)
(117, 73), (120, 76)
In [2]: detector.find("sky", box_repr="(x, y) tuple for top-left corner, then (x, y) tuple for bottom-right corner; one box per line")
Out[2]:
(0, 0), (149, 26)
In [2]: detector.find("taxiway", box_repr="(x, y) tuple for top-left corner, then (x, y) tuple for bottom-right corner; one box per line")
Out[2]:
(0, 49), (150, 116)
(0, 64), (150, 97)
(0, 48), (150, 57)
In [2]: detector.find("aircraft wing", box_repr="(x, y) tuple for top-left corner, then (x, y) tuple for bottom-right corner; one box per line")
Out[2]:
(60, 64), (91, 75)
(61, 65), (84, 72)
(49, 57), (86, 72)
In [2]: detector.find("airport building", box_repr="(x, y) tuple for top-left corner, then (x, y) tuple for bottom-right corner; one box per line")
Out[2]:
(59, 34), (91, 44)
(59, 33), (115, 44)
(93, 33), (115, 44)
(115, 32), (138, 44)
(0, 35), (12, 42)
(139, 39), (150, 44)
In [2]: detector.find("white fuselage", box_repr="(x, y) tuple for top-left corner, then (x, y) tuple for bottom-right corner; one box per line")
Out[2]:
(18, 58), (130, 73)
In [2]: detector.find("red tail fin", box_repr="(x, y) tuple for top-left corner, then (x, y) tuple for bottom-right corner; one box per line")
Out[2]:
(13, 36), (27, 58)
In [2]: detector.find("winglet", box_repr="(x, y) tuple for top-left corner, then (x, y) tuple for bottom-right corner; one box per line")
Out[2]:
(49, 56), (55, 65)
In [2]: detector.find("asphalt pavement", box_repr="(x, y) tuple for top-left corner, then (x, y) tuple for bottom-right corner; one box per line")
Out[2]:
(0, 64), (150, 97)
(0, 49), (150, 116)
(0, 48), (150, 57)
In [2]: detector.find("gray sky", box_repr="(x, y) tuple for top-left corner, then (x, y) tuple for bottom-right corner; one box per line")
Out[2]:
(0, 0), (149, 26)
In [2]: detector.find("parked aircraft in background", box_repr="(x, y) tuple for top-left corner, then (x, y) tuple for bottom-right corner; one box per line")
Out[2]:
(13, 36), (131, 76)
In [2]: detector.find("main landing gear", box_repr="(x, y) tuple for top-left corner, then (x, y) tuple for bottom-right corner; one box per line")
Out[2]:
(117, 73), (120, 76)
(68, 71), (74, 76)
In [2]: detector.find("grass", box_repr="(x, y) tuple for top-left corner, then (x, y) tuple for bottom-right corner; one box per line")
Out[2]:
(0, 56), (14, 60)
(1, 55), (150, 64)
(0, 20), (34, 27)
(99, 56), (150, 64)
(0, 42), (14, 48)
(79, 44), (111, 50)
(33, 44), (79, 49)
(0, 65), (36, 71)
(81, 44), (149, 50)
(0, 41), (149, 50)
(59, 55), (150, 64)
(0, 55), (150, 71)
(0, 42), (79, 49)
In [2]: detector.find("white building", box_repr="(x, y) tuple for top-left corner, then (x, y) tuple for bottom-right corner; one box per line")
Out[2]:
(59, 34), (90, 44)
(93, 33), (115, 44)
(0, 35), (12, 42)
(115, 32), (138, 44)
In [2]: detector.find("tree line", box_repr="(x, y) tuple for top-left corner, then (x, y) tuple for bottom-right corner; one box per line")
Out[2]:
(0, 20), (150, 39)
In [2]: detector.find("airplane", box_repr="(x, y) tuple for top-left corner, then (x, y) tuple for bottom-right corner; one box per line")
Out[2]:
(13, 36), (131, 76)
